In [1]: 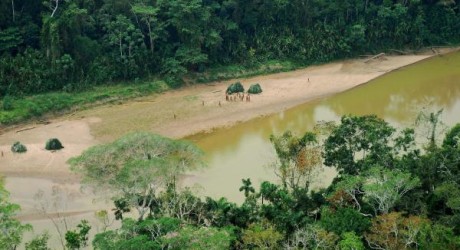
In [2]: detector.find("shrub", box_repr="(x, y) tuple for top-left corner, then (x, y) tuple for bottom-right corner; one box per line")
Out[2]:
(248, 83), (263, 94)
(226, 82), (245, 94)
(2, 95), (14, 111)
(11, 141), (27, 153)
(45, 138), (64, 150)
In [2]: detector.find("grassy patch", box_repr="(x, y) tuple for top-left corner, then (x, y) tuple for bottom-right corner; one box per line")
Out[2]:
(0, 80), (169, 125)
(0, 59), (306, 126)
(189, 60), (305, 83)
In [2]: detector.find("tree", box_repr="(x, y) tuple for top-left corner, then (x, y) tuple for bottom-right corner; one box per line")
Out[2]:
(163, 225), (234, 250)
(103, 15), (145, 79)
(69, 132), (204, 220)
(158, 0), (221, 71)
(332, 175), (365, 212)
(416, 108), (446, 148)
(270, 131), (322, 190)
(442, 124), (460, 149)
(0, 176), (31, 249)
(284, 224), (339, 250)
(239, 178), (255, 198)
(323, 115), (396, 175)
(65, 220), (91, 250)
(242, 222), (283, 249)
(338, 232), (365, 250)
(362, 166), (420, 214)
(131, 3), (164, 56)
(320, 207), (371, 236)
(365, 212), (430, 250)
(93, 217), (181, 249)
(25, 232), (51, 250)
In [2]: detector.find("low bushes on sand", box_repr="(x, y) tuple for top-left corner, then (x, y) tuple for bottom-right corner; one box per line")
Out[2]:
(11, 141), (27, 153)
(226, 82), (245, 94)
(45, 138), (64, 150)
(248, 83), (263, 94)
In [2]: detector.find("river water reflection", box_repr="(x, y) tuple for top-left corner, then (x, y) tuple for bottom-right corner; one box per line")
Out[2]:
(185, 51), (460, 203)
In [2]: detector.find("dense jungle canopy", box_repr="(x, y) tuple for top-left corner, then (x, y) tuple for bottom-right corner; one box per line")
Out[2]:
(0, 0), (459, 95)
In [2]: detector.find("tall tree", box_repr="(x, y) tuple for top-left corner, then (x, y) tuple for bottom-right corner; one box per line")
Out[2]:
(270, 131), (322, 190)
(69, 132), (204, 220)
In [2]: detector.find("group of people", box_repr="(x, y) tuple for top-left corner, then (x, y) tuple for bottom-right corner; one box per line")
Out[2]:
(225, 92), (250, 102)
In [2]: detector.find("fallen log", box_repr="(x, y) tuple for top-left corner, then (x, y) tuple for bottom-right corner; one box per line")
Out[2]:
(364, 53), (386, 63)
(16, 126), (36, 133)
(390, 49), (410, 55)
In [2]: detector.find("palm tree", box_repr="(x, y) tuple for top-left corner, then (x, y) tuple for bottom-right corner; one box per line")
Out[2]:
(239, 178), (255, 198)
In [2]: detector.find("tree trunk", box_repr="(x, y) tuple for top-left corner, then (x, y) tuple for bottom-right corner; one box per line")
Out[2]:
(147, 18), (154, 55)
(119, 37), (123, 58)
(11, 0), (15, 22)
(51, 0), (59, 17)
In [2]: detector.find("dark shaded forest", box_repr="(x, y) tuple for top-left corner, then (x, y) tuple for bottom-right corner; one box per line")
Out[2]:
(0, 0), (459, 96)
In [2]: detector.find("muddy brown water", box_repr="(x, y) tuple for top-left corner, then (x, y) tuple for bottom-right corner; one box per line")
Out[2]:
(185, 51), (460, 202)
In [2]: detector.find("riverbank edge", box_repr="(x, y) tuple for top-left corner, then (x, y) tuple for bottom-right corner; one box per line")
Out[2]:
(1, 46), (456, 134)
(172, 47), (460, 140)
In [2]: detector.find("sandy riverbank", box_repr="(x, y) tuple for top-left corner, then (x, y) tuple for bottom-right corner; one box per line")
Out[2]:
(1, 49), (457, 181)
(1, 47), (457, 248)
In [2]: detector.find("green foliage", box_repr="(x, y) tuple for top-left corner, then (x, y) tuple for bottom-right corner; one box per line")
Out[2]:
(323, 115), (397, 175)
(338, 232), (365, 250)
(0, 81), (168, 125)
(241, 222), (283, 249)
(81, 116), (460, 249)
(0, 27), (23, 53)
(286, 224), (339, 249)
(0, 177), (32, 249)
(163, 226), (234, 250)
(69, 132), (204, 220)
(363, 166), (420, 214)
(11, 141), (27, 153)
(45, 138), (64, 150)
(65, 220), (91, 250)
(2, 95), (13, 111)
(320, 207), (371, 235)
(443, 124), (460, 148)
(270, 131), (321, 190)
(239, 178), (255, 198)
(25, 233), (51, 250)
(93, 217), (232, 250)
(0, 0), (458, 124)
(248, 83), (263, 94)
(226, 82), (245, 94)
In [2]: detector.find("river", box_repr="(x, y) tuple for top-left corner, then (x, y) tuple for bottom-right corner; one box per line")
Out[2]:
(2, 51), (460, 248)
(184, 51), (460, 203)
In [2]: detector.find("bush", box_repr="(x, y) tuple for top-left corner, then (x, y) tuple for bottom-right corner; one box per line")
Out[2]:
(226, 82), (245, 94)
(248, 83), (263, 94)
(11, 141), (27, 153)
(45, 138), (64, 150)
(2, 95), (14, 111)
